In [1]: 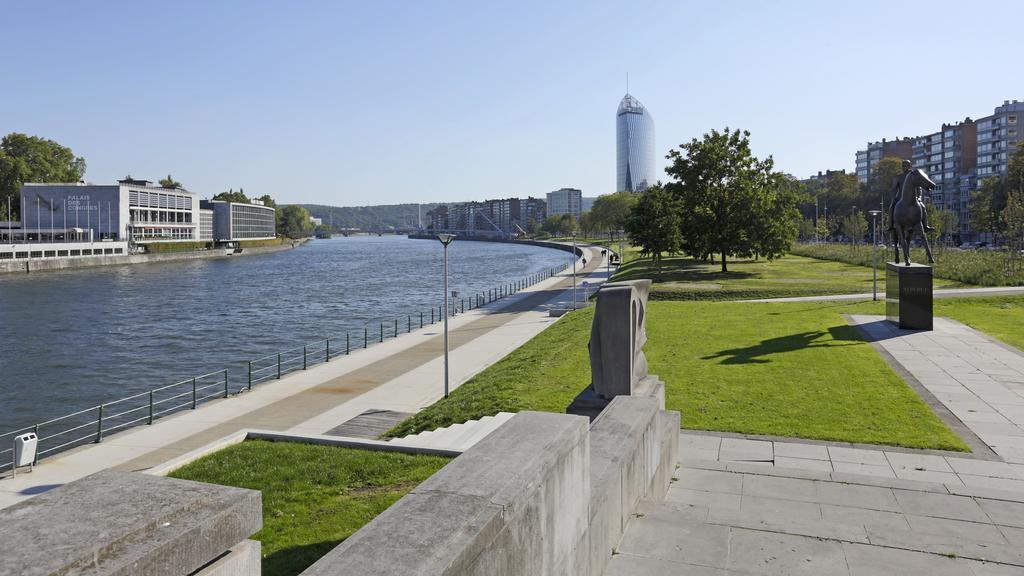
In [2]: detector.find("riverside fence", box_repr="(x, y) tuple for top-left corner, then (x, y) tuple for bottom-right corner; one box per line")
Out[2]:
(0, 262), (571, 472)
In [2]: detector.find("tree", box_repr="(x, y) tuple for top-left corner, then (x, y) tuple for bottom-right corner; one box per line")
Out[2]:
(257, 194), (277, 209)
(864, 157), (904, 215)
(0, 133), (86, 219)
(665, 127), (796, 272)
(625, 185), (681, 275)
(798, 218), (816, 240)
(578, 212), (593, 238)
(840, 211), (867, 244)
(541, 215), (563, 235)
(559, 214), (579, 235)
(158, 174), (182, 189)
(925, 205), (958, 248)
(589, 192), (637, 233)
(212, 188), (250, 204)
(1003, 189), (1024, 251)
(752, 173), (802, 257)
(971, 177), (1007, 243)
(279, 205), (314, 239)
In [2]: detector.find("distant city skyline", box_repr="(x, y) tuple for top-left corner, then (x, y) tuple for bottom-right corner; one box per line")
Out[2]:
(1, 1), (1021, 206)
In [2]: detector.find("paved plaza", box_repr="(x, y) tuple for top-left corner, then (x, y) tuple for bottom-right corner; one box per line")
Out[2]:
(613, 314), (1024, 575)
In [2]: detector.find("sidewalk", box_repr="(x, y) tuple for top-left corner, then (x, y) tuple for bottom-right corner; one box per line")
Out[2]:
(743, 285), (1024, 303)
(0, 244), (610, 509)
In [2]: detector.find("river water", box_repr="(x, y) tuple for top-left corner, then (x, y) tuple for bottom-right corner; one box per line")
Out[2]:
(0, 236), (570, 434)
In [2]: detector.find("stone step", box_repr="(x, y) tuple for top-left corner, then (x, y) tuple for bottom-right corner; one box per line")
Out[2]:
(390, 412), (516, 451)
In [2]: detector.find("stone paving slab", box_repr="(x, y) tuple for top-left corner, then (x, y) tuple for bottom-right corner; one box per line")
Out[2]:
(613, 458), (1024, 575)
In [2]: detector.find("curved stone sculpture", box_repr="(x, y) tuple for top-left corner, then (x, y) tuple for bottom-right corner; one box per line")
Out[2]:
(589, 279), (652, 399)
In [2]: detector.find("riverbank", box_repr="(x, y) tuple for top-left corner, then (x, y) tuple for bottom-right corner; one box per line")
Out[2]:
(0, 238), (308, 275)
(0, 243), (609, 509)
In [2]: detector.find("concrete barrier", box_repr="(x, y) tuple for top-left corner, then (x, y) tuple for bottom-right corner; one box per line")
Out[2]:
(0, 470), (262, 576)
(302, 401), (678, 576)
(0, 239), (304, 275)
(303, 411), (591, 576)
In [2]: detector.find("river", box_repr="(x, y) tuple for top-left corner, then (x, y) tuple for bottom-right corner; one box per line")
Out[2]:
(0, 236), (570, 434)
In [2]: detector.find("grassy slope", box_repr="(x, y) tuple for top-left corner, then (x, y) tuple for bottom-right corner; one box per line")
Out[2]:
(169, 440), (449, 576)
(614, 253), (965, 301)
(390, 300), (969, 451)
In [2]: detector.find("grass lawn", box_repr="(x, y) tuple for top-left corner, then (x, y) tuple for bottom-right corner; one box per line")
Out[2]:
(613, 253), (967, 300)
(389, 299), (969, 452)
(169, 440), (450, 576)
(934, 296), (1024, 351)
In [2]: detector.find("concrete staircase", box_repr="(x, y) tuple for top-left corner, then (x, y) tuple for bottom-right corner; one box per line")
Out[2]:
(388, 412), (515, 452)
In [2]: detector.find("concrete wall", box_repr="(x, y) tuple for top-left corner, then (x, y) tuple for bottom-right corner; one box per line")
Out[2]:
(0, 239), (303, 275)
(302, 397), (679, 576)
(0, 470), (262, 576)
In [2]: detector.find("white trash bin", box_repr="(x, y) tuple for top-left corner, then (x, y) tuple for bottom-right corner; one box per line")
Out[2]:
(13, 433), (37, 477)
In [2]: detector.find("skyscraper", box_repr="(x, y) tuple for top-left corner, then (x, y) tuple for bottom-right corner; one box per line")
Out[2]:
(616, 93), (656, 192)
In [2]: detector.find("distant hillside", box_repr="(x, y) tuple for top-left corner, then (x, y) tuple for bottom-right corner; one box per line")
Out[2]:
(299, 203), (441, 229)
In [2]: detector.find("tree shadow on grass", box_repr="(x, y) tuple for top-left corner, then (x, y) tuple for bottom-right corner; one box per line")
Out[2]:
(702, 326), (864, 365)
(262, 539), (344, 576)
(615, 256), (757, 284)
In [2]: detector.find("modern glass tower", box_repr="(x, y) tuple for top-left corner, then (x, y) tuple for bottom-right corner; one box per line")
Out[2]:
(616, 93), (656, 193)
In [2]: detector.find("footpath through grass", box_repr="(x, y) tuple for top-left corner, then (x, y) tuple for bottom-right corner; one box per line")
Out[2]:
(613, 253), (965, 301)
(169, 440), (450, 576)
(389, 299), (969, 451)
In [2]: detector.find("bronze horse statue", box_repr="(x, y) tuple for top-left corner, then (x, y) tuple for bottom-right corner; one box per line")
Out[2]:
(891, 168), (936, 266)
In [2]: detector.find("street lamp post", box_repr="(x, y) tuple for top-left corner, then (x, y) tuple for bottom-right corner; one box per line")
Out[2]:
(437, 233), (456, 397)
(868, 210), (881, 301)
(571, 232), (578, 310)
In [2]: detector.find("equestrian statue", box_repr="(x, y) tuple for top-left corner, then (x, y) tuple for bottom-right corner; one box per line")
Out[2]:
(886, 159), (936, 266)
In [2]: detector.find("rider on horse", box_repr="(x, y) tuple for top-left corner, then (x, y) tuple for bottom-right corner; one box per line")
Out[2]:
(887, 159), (934, 233)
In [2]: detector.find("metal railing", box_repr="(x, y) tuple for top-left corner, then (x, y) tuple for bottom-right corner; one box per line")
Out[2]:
(1, 262), (571, 472)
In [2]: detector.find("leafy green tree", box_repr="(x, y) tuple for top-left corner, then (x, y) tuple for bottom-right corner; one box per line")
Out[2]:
(798, 218), (816, 240)
(625, 185), (681, 275)
(578, 211), (593, 238)
(865, 157), (905, 214)
(665, 127), (796, 272)
(925, 205), (958, 247)
(1003, 189), (1024, 251)
(541, 215), (563, 235)
(0, 133), (86, 219)
(158, 174), (182, 189)
(752, 173), (802, 257)
(257, 194), (277, 209)
(212, 188), (250, 204)
(279, 205), (314, 239)
(559, 214), (579, 235)
(840, 211), (867, 244)
(971, 177), (1007, 243)
(589, 191), (637, 233)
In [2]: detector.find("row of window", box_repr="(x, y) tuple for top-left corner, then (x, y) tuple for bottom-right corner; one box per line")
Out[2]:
(0, 247), (123, 260)
(230, 205), (275, 239)
(130, 209), (193, 224)
(128, 189), (194, 210)
(131, 226), (196, 241)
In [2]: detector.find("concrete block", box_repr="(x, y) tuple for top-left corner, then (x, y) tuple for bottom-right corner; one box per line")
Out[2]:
(589, 279), (652, 399)
(0, 470), (261, 576)
(194, 540), (261, 576)
(303, 411), (590, 576)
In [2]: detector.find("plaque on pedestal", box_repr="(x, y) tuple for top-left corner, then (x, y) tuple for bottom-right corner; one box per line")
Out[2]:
(885, 262), (933, 330)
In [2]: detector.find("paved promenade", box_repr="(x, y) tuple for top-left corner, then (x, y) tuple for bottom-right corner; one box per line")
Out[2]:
(744, 285), (1024, 303)
(0, 243), (609, 509)
(613, 314), (1024, 575)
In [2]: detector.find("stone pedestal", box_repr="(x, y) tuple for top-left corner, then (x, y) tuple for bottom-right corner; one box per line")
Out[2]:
(886, 262), (933, 330)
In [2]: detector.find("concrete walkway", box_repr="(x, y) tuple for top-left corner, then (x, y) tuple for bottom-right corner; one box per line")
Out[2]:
(743, 286), (1024, 303)
(614, 316), (1024, 575)
(610, 451), (1024, 575)
(0, 243), (610, 509)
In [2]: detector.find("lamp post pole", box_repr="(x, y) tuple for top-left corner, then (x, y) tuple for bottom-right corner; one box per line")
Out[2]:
(571, 232), (577, 310)
(437, 233), (456, 397)
(869, 210), (881, 301)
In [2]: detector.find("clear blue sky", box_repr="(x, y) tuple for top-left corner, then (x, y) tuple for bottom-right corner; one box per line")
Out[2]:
(1, 1), (1020, 206)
